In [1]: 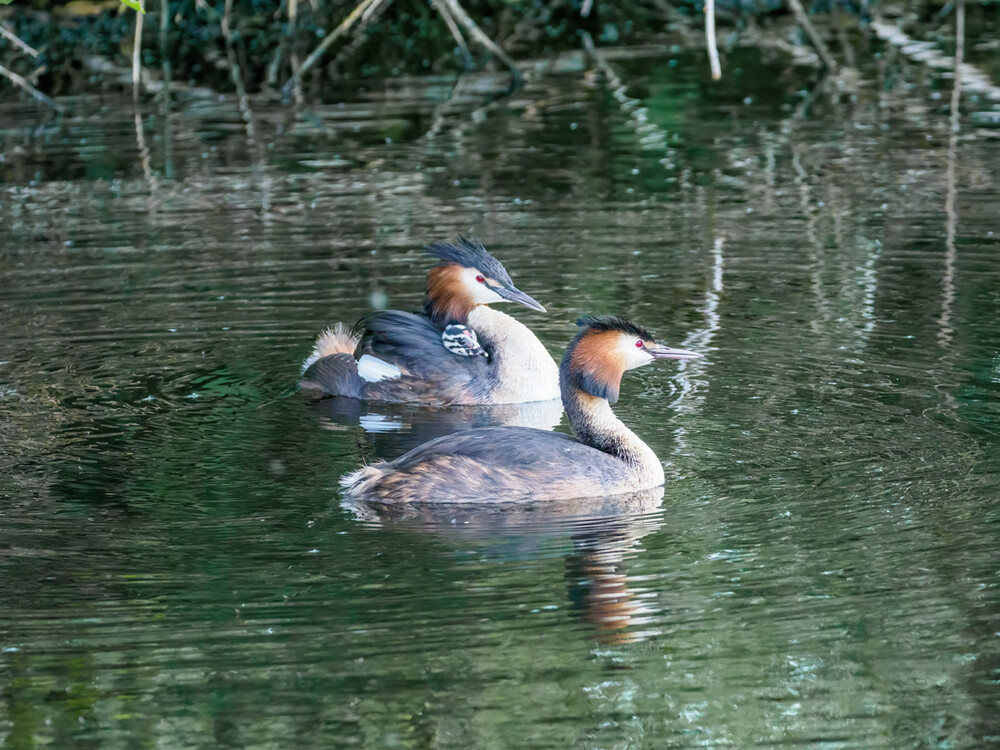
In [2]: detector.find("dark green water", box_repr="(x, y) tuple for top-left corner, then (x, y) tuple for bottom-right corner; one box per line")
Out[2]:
(2, 44), (1000, 748)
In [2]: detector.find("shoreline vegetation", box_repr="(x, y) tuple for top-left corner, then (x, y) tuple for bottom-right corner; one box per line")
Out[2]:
(0, 1), (992, 113)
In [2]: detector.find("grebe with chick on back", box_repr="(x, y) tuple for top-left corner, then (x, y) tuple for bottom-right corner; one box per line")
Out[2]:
(340, 315), (701, 503)
(301, 237), (560, 406)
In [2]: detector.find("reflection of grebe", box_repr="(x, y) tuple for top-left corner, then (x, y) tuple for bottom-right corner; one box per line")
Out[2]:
(301, 238), (559, 405)
(341, 316), (700, 503)
(343, 487), (666, 645)
(567, 525), (660, 644)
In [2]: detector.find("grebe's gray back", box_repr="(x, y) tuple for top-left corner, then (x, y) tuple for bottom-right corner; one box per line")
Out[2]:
(340, 315), (701, 503)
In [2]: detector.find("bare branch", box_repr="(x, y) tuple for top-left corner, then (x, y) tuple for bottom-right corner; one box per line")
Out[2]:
(132, 0), (145, 101)
(436, 0), (520, 75)
(430, 0), (474, 69)
(0, 23), (39, 58)
(282, 0), (391, 97)
(0, 63), (64, 112)
(288, 0), (303, 104)
(704, 0), (721, 80)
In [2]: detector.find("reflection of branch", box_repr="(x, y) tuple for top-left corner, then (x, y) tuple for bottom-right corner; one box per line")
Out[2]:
(0, 63), (63, 112)
(671, 236), (723, 420)
(704, 0), (721, 80)
(581, 32), (668, 152)
(871, 18), (1000, 101)
(159, 0), (174, 180)
(939, 0), (963, 350)
(786, 0), (837, 72)
(223, 0), (270, 215)
(134, 109), (155, 190)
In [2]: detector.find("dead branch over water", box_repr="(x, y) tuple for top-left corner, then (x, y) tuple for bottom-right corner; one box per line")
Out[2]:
(0, 22), (38, 58)
(132, 0), (145, 101)
(281, 0), (392, 98)
(0, 20), (60, 110)
(430, 0), (474, 69)
(0, 62), (63, 112)
(704, 0), (721, 80)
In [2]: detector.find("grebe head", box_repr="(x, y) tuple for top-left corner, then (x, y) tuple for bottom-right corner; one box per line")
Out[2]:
(562, 315), (701, 403)
(423, 237), (545, 324)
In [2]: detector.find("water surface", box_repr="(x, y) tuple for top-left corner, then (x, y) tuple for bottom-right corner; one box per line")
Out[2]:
(2, 42), (999, 748)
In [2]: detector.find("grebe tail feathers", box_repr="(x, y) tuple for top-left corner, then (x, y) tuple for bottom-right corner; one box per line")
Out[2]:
(302, 323), (358, 372)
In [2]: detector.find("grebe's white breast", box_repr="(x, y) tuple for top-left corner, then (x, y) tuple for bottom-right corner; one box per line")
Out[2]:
(467, 306), (560, 404)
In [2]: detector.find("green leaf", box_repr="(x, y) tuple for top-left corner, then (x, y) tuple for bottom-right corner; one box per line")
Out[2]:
(119, 0), (146, 11)
(0, 1), (14, 5)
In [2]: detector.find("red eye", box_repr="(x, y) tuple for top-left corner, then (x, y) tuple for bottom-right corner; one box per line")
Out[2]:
(636, 340), (643, 348)
(476, 275), (485, 283)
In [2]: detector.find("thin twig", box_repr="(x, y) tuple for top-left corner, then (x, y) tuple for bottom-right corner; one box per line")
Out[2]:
(581, 0), (594, 17)
(159, 0), (171, 91)
(159, 0), (174, 179)
(282, 0), (388, 97)
(132, 0), (145, 101)
(430, 0), (474, 69)
(704, 0), (721, 80)
(829, 0), (855, 69)
(437, 0), (520, 75)
(329, 0), (394, 77)
(0, 23), (39, 58)
(786, 0), (837, 72)
(288, 0), (303, 104)
(0, 63), (64, 111)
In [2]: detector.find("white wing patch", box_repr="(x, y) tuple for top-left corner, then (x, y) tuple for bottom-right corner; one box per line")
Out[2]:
(357, 354), (403, 382)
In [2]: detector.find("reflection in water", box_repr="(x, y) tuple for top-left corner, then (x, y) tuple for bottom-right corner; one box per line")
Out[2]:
(312, 396), (564, 459)
(565, 510), (663, 644)
(939, 0), (964, 352)
(345, 487), (665, 643)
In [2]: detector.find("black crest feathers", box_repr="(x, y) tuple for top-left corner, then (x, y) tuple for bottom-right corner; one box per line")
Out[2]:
(575, 314), (654, 342)
(423, 236), (514, 287)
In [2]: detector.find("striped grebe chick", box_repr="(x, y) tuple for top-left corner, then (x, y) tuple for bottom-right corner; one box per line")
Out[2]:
(301, 237), (559, 406)
(340, 315), (701, 503)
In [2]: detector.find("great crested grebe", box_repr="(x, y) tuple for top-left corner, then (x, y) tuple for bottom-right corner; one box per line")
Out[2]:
(340, 315), (701, 503)
(301, 237), (560, 405)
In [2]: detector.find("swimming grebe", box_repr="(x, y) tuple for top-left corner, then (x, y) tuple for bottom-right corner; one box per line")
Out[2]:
(301, 237), (560, 406)
(340, 315), (701, 503)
